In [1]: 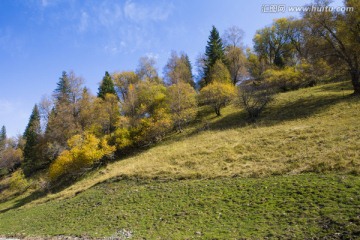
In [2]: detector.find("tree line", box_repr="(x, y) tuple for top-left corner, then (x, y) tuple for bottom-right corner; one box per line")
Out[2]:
(0, 0), (358, 187)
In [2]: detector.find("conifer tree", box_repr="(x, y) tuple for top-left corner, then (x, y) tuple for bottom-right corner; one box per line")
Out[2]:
(204, 26), (226, 85)
(0, 125), (6, 150)
(23, 104), (41, 176)
(0, 125), (6, 142)
(98, 71), (117, 99)
(54, 71), (71, 103)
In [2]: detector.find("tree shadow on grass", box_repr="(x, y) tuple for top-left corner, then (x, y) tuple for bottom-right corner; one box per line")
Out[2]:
(0, 189), (47, 214)
(264, 93), (355, 124)
(208, 87), (357, 132)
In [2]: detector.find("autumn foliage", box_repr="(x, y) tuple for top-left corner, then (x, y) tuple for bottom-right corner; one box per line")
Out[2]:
(49, 132), (115, 182)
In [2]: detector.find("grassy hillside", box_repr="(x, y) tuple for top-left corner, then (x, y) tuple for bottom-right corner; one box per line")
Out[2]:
(0, 81), (359, 238)
(0, 175), (359, 239)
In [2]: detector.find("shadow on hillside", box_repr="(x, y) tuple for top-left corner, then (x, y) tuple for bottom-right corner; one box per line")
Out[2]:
(265, 94), (353, 124)
(0, 190), (46, 214)
(206, 110), (249, 131)
(208, 85), (356, 131)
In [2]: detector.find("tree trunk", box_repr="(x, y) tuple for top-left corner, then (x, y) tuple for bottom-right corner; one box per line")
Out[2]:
(350, 69), (360, 95)
(215, 107), (221, 116)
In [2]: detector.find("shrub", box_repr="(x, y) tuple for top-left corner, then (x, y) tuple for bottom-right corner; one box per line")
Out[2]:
(9, 170), (29, 192)
(0, 147), (23, 173)
(238, 82), (275, 121)
(49, 132), (115, 182)
(132, 108), (173, 145)
(199, 82), (237, 116)
(263, 67), (303, 91)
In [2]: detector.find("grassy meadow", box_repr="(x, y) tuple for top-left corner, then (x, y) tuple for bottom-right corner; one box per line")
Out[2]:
(0, 81), (359, 239)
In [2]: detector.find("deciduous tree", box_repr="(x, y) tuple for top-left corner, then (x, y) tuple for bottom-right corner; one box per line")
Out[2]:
(163, 51), (195, 87)
(303, 0), (360, 94)
(208, 60), (232, 84)
(199, 82), (236, 116)
(167, 82), (197, 131)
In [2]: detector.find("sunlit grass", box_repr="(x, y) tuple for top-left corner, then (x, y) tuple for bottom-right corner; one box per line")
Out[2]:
(30, 81), (359, 203)
(0, 174), (359, 239)
(0, 81), (359, 238)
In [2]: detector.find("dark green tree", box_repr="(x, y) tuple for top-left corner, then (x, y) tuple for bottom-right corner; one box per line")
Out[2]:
(98, 71), (117, 99)
(23, 104), (41, 177)
(0, 125), (6, 142)
(204, 26), (226, 86)
(54, 71), (71, 103)
(0, 125), (6, 150)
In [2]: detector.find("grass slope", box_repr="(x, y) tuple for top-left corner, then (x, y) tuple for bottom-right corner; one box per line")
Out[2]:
(0, 175), (359, 239)
(0, 81), (359, 238)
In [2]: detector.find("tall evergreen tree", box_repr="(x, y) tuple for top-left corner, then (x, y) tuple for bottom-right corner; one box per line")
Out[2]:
(98, 71), (117, 99)
(0, 125), (6, 142)
(204, 26), (226, 85)
(54, 71), (71, 103)
(23, 104), (41, 177)
(0, 125), (6, 150)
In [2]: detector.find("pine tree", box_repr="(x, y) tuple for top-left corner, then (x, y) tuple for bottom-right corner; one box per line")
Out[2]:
(98, 71), (117, 99)
(23, 104), (41, 177)
(204, 26), (226, 86)
(0, 125), (6, 150)
(0, 125), (6, 142)
(54, 71), (71, 103)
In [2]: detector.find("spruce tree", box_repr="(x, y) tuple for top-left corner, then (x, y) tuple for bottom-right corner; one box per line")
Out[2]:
(0, 125), (6, 150)
(0, 125), (6, 142)
(98, 71), (117, 99)
(54, 71), (71, 103)
(204, 26), (226, 86)
(23, 104), (41, 177)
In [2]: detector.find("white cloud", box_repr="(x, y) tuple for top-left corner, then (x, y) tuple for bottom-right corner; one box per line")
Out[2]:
(78, 11), (89, 32)
(97, 2), (123, 28)
(124, 0), (173, 22)
(39, 0), (59, 8)
(41, 0), (49, 7)
(104, 44), (119, 55)
(146, 52), (159, 60)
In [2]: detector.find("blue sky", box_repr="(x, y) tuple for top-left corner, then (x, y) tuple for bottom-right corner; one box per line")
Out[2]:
(0, 0), (343, 137)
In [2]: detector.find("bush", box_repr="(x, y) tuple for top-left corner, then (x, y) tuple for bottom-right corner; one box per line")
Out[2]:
(199, 82), (236, 116)
(0, 147), (22, 174)
(132, 108), (173, 145)
(9, 170), (29, 192)
(263, 67), (303, 91)
(238, 82), (275, 121)
(49, 132), (115, 182)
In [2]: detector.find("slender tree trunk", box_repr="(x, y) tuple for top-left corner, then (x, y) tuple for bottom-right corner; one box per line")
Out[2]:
(350, 69), (360, 95)
(215, 107), (221, 116)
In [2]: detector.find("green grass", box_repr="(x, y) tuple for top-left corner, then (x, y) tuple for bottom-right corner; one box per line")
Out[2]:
(0, 81), (359, 238)
(0, 174), (359, 239)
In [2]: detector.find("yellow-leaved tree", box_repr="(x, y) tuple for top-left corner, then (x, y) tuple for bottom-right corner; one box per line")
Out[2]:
(49, 132), (115, 182)
(199, 82), (237, 116)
